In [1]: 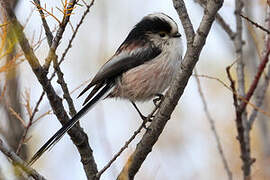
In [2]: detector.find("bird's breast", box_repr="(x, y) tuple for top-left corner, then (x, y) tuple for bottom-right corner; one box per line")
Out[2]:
(109, 45), (182, 101)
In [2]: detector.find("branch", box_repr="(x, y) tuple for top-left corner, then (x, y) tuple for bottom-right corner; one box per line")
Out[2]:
(195, 0), (236, 40)
(54, 63), (77, 116)
(238, 39), (270, 114)
(0, 138), (46, 180)
(0, 1), (98, 179)
(173, 0), (195, 47)
(249, 6), (270, 127)
(29, 0), (95, 122)
(194, 69), (232, 180)
(227, 7), (270, 179)
(235, 0), (245, 97)
(44, 0), (77, 69)
(49, 0), (95, 117)
(226, 65), (256, 179)
(97, 103), (160, 179)
(117, 0), (223, 178)
(233, 1), (253, 178)
(240, 14), (270, 34)
(32, 0), (53, 46)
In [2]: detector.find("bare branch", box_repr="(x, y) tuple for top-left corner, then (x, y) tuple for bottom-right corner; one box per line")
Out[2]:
(194, 69), (232, 180)
(249, 6), (270, 127)
(215, 14), (236, 40)
(0, 138), (46, 180)
(44, 0), (77, 69)
(195, 0), (236, 40)
(97, 104), (159, 178)
(238, 40), (270, 114)
(235, 0), (246, 97)
(240, 14), (270, 34)
(226, 65), (256, 179)
(173, 0), (195, 47)
(32, 0), (53, 46)
(195, 74), (270, 118)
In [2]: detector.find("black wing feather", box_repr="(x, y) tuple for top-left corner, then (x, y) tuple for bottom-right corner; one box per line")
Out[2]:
(28, 81), (114, 166)
(77, 43), (161, 99)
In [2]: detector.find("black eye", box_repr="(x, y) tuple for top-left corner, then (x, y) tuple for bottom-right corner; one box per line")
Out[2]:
(159, 32), (166, 38)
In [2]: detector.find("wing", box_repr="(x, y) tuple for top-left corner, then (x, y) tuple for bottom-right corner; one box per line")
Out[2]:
(77, 42), (161, 99)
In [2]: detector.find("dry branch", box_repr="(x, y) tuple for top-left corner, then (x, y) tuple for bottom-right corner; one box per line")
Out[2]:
(249, 6), (270, 127)
(98, 103), (160, 179)
(194, 69), (232, 180)
(32, 0), (53, 46)
(226, 65), (255, 180)
(0, 138), (46, 180)
(44, 0), (77, 69)
(195, 0), (236, 40)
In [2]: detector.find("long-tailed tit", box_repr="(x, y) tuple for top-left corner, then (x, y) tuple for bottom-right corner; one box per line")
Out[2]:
(29, 12), (183, 165)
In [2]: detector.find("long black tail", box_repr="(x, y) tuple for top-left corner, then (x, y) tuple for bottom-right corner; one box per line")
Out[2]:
(28, 82), (114, 166)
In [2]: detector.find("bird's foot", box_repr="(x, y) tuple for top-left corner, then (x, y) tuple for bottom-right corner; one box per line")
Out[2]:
(153, 93), (164, 107)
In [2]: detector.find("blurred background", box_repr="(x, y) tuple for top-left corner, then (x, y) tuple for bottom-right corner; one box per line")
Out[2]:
(0, 0), (270, 179)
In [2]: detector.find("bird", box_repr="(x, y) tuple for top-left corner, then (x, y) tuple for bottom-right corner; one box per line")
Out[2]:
(28, 12), (183, 165)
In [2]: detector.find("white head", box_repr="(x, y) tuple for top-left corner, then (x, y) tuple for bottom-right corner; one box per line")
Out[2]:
(146, 13), (179, 36)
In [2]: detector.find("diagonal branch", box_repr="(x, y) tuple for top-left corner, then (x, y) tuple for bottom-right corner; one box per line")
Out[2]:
(173, 0), (195, 47)
(0, 138), (46, 180)
(44, 0), (77, 70)
(240, 14), (270, 34)
(238, 40), (270, 115)
(195, 0), (236, 41)
(117, 0), (224, 178)
(226, 64), (256, 180)
(249, 6), (270, 127)
(98, 103), (159, 178)
(32, 0), (53, 46)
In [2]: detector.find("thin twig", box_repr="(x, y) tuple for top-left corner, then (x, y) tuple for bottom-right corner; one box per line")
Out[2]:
(240, 14), (270, 34)
(96, 104), (159, 178)
(238, 39), (270, 114)
(54, 64), (77, 116)
(8, 107), (26, 128)
(249, 6), (270, 128)
(194, 69), (232, 180)
(47, 0), (94, 117)
(195, 74), (270, 118)
(31, 1), (61, 24)
(226, 64), (255, 179)
(32, 0), (53, 46)
(0, 138), (46, 180)
(43, 0), (77, 70)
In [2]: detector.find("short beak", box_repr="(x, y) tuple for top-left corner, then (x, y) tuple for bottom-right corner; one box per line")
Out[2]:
(173, 32), (181, 38)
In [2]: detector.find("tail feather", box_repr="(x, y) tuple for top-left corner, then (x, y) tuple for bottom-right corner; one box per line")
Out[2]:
(28, 82), (114, 166)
